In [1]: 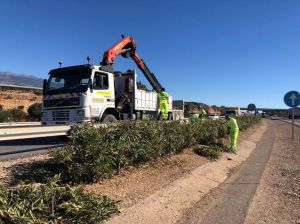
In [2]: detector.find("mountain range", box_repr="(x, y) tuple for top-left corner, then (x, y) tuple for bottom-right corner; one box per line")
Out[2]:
(0, 72), (43, 88)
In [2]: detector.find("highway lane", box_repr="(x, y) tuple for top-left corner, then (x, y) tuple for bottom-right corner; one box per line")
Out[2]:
(0, 136), (66, 160)
(280, 118), (300, 127)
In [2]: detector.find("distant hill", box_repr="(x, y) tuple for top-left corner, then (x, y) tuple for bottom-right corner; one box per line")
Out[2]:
(0, 72), (43, 88)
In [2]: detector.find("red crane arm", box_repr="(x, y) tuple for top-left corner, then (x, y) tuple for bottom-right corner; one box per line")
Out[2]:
(101, 36), (135, 65)
(101, 35), (163, 92)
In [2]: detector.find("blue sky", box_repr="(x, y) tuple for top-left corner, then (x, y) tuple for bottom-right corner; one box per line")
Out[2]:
(0, 0), (299, 108)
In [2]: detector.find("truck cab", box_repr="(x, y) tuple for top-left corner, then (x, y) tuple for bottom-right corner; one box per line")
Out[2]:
(41, 64), (175, 125)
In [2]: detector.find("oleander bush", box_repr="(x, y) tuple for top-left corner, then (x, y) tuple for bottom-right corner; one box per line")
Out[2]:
(51, 116), (261, 184)
(236, 115), (261, 130)
(3, 115), (260, 223)
(0, 176), (118, 224)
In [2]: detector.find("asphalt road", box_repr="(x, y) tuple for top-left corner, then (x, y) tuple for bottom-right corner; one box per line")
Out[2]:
(0, 136), (66, 160)
(177, 121), (276, 224)
(281, 118), (300, 126)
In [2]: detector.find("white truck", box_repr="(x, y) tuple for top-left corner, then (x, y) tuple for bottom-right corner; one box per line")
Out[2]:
(41, 36), (183, 125)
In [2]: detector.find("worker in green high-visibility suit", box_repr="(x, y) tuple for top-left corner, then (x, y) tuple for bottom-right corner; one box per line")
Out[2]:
(225, 115), (239, 152)
(198, 107), (207, 120)
(189, 107), (200, 122)
(158, 88), (169, 120)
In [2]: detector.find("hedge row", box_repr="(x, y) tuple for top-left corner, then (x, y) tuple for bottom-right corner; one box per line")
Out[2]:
(0, 116), (261, 223)
(52, 116), (261, 183)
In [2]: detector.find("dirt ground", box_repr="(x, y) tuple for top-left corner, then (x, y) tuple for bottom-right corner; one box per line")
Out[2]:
(0, 154), (48, 183)
(0, 87), (42, 111)
(244, 120), (300, 224)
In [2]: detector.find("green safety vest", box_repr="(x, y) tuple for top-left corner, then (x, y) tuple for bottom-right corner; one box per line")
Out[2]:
(227, 117), (239, 130)
(189, 113), (199, 122)
(198, 109), (206, 117)
(158, 91), (169, 102)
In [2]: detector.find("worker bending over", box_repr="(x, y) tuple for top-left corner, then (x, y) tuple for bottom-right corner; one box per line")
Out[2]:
(158, 88), (169, 120)
(189, 107), (200, 122)
(198, 107), (207, 120)
(225, 115), (239, 152)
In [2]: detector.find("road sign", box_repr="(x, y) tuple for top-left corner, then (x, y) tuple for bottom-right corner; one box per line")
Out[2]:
(284, 91), (300, 107)
(247, 103), (256, 111)
(284, 90), (300, 139)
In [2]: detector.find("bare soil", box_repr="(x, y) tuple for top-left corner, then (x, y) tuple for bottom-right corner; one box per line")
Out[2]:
(0, 88), (42, 111)
(0, 154), (48, 183)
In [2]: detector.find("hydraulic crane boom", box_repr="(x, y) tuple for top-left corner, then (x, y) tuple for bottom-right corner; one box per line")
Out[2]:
(100, 35), (163, 92)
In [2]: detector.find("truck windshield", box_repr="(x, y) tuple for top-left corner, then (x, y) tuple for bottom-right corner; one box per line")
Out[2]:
(225, 111), (236, 115)
(45, 68), (91, 94)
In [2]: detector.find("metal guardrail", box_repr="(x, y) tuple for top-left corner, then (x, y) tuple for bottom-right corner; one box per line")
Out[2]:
(0, 144), (66, 157)
(0, 125), (70, 141)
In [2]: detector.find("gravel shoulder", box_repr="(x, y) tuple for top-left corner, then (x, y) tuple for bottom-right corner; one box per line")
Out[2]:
(244, 120), (300, 224)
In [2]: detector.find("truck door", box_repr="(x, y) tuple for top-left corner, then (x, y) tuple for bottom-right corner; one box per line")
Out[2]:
(90, 71), (115, 118)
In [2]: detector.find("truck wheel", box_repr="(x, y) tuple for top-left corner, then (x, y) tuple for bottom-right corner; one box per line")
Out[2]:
(102, 114), (117, 122)
(168, 112), (173, 120)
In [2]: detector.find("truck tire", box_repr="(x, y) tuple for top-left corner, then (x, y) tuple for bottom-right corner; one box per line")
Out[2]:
(168, 112), (173, 120)
(102, 114), (117, 123)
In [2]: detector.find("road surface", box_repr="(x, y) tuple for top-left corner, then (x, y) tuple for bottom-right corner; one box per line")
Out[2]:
(0, 136), (65, 160)
(177, 120), (300, 224)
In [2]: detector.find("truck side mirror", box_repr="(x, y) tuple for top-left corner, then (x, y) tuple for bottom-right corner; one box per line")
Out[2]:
(43, 79), (47, 94)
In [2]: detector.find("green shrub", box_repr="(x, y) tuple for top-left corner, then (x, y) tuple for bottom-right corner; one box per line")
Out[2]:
(28, 103), (42, 120)
(0, 176), (119, 224)
(0, 110), (9, 122)
(17, 105), (24, 110)
(194, 145), (228, 160)
(236, 115), (261, 130)
(50, 116), (260, 184)
(7, 108), (27, 122)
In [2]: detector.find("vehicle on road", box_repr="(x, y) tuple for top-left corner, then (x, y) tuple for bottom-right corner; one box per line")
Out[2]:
(41, 36), (183, 125)
(223, 107), (241, 117)
(271, 115), (279, 120)
(208, 114), (220, 120)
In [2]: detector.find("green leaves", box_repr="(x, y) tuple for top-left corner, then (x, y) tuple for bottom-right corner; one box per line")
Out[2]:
(0, 176), (118, 224)
(51, 116), (261, 184)
(194, 145), (228, 160)
(0, 116), (261, 223)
